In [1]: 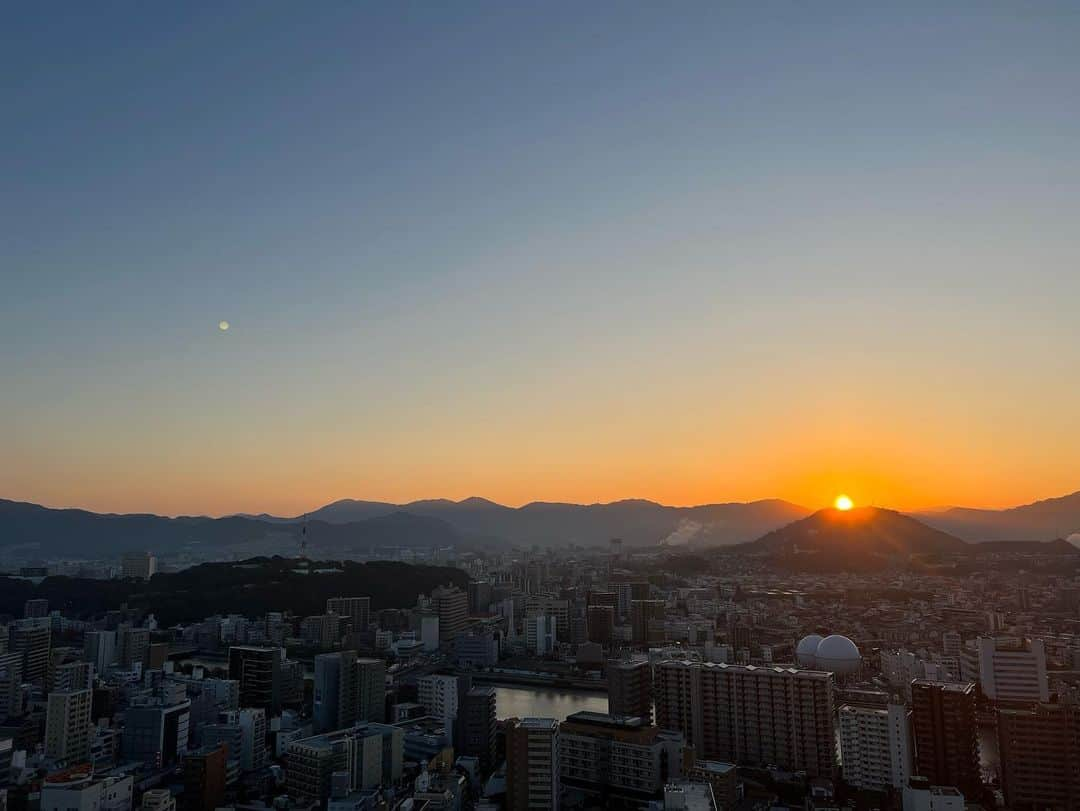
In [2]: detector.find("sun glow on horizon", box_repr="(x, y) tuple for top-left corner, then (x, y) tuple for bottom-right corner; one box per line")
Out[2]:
(834, 494), (854, 511)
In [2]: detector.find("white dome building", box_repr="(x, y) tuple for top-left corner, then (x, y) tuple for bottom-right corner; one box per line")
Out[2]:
(814, 634), (861, 674)
(796, 634), (824, 668)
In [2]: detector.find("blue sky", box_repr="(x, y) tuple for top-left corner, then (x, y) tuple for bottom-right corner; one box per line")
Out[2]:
(3, 3), (1079, 515)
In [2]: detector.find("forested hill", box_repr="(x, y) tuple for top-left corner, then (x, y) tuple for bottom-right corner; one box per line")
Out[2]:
(0, 557), (468, 626)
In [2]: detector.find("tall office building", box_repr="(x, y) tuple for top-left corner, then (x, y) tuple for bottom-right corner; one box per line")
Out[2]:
(976, 637), (1048, 702)
(326, 596), (371, 633)
(455, 685), (497, 775)
(997, 702), (1080, 809)
(838, 699), (912, 791)
(468, 581), (493, 614)
(431, 585), (468, 643)
(228, 646), (283, 714)
(910, 680), (980, 799)
(630, 600), (666, 645)
(123, 696), (192, 767)
(45, 689), (93, 762)
(419, 614), (440, 652)
(355, 658), (386, 723)
(10, 621), (50, 686)
(314, 651), (357, 733)
(84, 630), (117, 675)
(506, 718), (560, 811)
(525, 596), (570, 639)
(312, 652), (385, 730)
(526, 615), (558, 655)
(607, 658), (653, 722)
(121, 552), (157, 581)
(654, 661), (835, 778)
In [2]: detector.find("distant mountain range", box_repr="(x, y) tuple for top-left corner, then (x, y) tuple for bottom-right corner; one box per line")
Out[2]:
(1, 489), (1078, 558)
(295, 496), (811, 548)
(0, 499), (458, 558)
(914, 491), (1080, 542)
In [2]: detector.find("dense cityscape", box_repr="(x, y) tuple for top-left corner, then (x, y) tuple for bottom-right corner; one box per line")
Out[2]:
(0, 515), (1077, 811)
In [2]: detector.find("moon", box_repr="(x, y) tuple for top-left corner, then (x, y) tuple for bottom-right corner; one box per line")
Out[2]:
(219, 320), (230, 332)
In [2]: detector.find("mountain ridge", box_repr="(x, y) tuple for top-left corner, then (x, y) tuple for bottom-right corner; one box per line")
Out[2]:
(3, 487), (1079, 558)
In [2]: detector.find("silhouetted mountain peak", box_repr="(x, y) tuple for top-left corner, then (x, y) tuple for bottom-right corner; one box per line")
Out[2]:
(750, 506), (969, 558)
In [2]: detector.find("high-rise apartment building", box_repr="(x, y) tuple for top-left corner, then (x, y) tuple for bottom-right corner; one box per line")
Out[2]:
(838, 699), (912, 791)
(53, 660), (93, 693)
(607, 658), (653, 722)
(200, 708), (268, 772)
(506, 717), (560, 811)
(941, 632), (962, 658)
(455, 685), (497, 775)
(654, 661), (835, 778)
(431, 585), (468, 643)
(45, 689), (93, 762)
(998, 702), (1080, 809)
(326, 596), (371, 633)
(286, 725), (402, 802)
(418, 674), (459, 724)
(10, 621), (50, 686)
(910, 680), (980, 799)
(560, 711), (685, 806)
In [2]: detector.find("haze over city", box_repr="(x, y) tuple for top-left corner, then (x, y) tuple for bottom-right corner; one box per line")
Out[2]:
(5, 3), (1080, 518)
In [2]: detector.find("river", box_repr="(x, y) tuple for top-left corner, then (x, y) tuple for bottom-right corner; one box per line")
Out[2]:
(493, 685), (608, 720)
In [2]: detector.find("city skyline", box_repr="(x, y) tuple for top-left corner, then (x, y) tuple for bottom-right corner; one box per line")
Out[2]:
(6, 4), (1080, 516)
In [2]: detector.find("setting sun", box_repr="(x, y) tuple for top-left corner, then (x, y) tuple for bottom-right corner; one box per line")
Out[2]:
(834, 494), (854, 511)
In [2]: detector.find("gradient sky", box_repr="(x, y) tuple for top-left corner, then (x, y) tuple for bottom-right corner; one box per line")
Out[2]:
(4, 3), (1079, 517)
